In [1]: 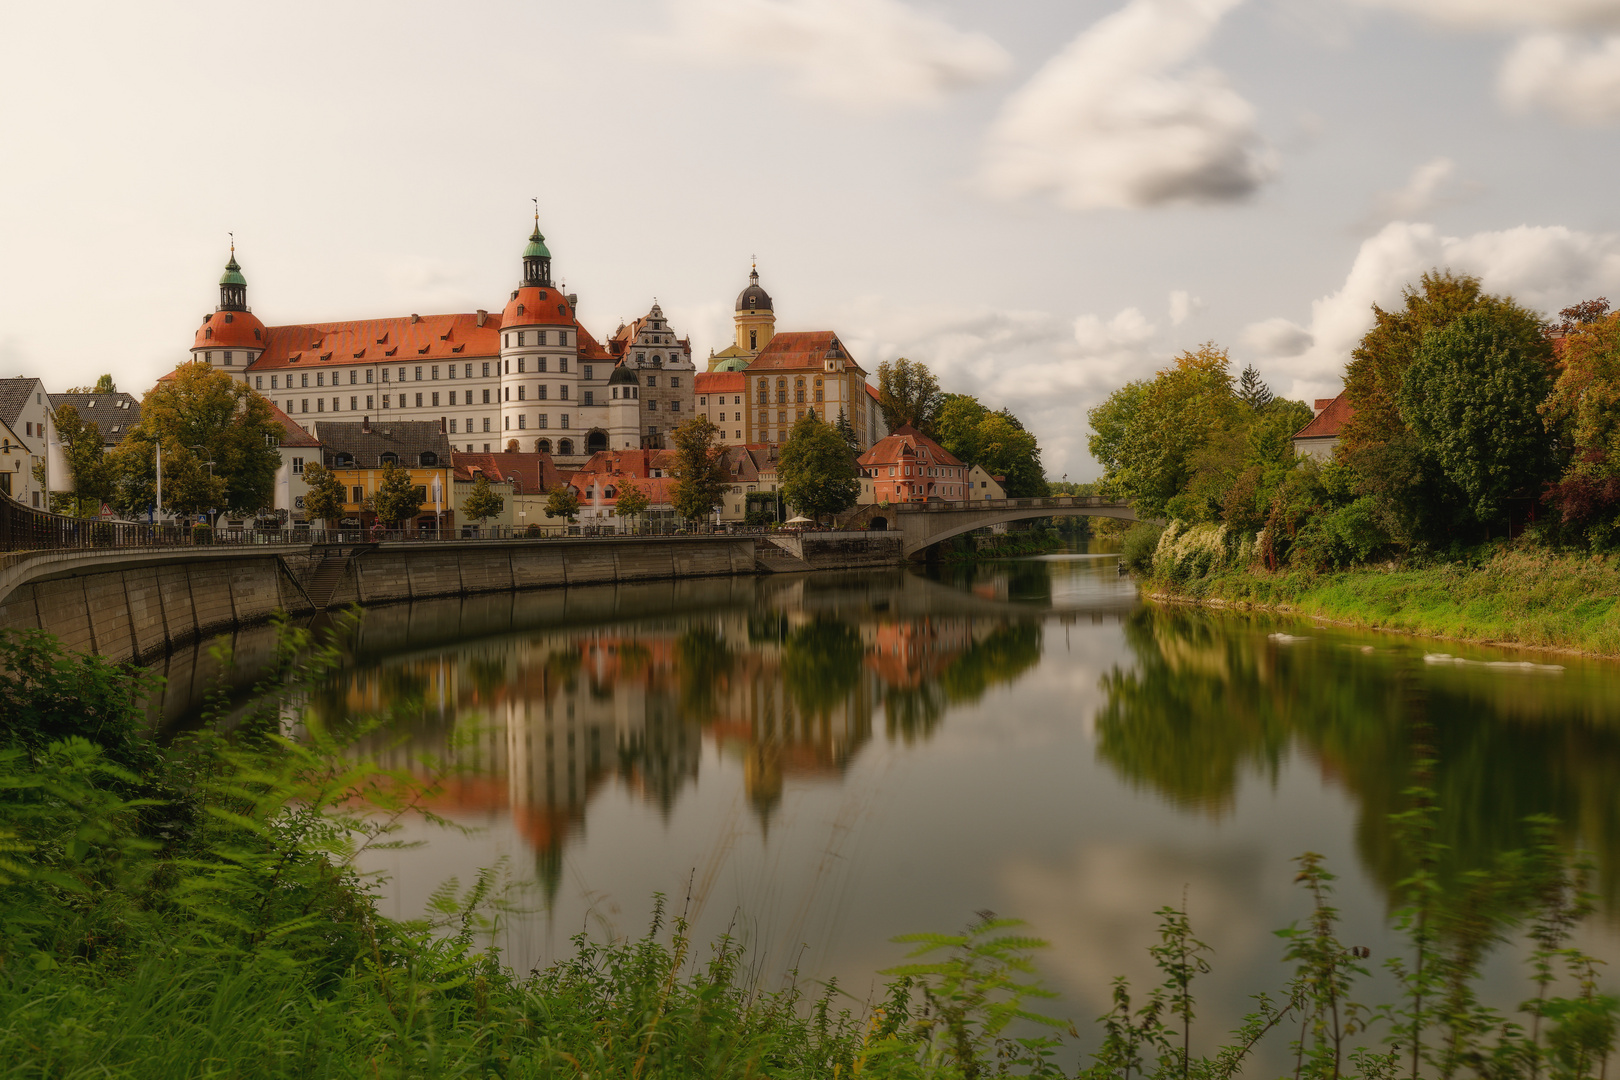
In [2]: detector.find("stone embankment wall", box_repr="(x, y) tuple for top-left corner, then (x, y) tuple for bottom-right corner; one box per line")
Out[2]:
(0, 536), (780, 660)
(0, 551), (313, 663)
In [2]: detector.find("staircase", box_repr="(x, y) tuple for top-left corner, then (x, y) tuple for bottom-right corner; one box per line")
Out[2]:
(754, 537), (812, 574)
(305, 549), (355, 610)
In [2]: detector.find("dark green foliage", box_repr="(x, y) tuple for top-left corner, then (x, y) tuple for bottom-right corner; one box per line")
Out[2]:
(1400, 308), (1559, 529)
(1238, 364), (1274, 410)
(1121, 522), (1165, 575)
(779, 409), (860, 523)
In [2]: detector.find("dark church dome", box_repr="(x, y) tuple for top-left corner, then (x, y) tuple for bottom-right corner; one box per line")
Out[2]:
(735, 267), (772, 312)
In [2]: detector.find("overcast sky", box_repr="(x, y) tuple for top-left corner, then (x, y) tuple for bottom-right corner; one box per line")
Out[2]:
(3, 0), (1619, 478)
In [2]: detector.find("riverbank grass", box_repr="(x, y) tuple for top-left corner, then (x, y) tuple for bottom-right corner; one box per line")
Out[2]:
(1158, 547), (1620, 656)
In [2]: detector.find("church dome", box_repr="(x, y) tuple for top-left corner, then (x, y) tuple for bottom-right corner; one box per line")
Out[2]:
(714, 355), (751, 372)
(608, 364), (640, 387)
(735, 267), (772, 313)
(502, 285), (574, 329)
(193, 308), (266, 350)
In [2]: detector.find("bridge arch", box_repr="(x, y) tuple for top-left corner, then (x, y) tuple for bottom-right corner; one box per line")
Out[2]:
(886, 498), (1141, 558)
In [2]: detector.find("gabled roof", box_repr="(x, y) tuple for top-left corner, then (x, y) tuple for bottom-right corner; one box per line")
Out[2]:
(249, 313), (502, 371)
(858, 425), (964, 469)
(0, 377), (43, 426)
(311, 419), (451, 469)
(573, 448), (678, 479)
(265, 400), (321, 448)
(450, 451), (568, 495)
(1294, 392), (1354, 440)
(746, 331), (864, 374)
(569, 473), (678, 508)
(696, 371), (746, 395)
(47, 391), (142, 446)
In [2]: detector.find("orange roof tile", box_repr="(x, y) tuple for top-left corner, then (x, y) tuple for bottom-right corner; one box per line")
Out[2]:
(858, 425), (964, 469)
(266, 399), (321, 447)
(248, 313), (501, 371)
(501, 285), (576, 330)
(1295, 392), (1354, 439)
(696, 371), (746, 394)
(746, 331), (864, 374)
(451, 451), (568, 495)
(192, 308), (268, 350)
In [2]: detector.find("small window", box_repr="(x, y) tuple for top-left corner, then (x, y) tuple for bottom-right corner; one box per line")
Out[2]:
(584, 365), (593, 380)
(414, 366), (423, 381)
(419, 451), (437, 466)
(415, 393), (423, 407)
(379, 452), (398, 465)
(255, 376), (263, 389)
(431, 366), (439, 380)
(291, 457), (304, 474)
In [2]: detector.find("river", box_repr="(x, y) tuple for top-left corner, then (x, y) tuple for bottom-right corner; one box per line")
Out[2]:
(172, 544), (1620, 1059)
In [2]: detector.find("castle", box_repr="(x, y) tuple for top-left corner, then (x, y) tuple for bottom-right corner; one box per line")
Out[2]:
(190, 220), (884, 463)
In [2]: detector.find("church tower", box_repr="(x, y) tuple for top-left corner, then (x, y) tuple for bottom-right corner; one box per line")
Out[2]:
(734, 265), (775, 355)
(190, 240), (266, 378)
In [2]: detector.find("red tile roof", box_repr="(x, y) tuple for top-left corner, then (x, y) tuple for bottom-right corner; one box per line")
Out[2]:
(501, 285), (576, 330)
(573, 448), (678, 478)
(746, 331), (863, 373)
(1295, 392), (1354, 439)
(858, 425), (964, 469)
(570, 474), (678, 508)
(450, 451), (568, 495)
(696, 371), (746, 394)
(267, 399), (321, 447)
(246, 312), (502, 371)
(193, 308), (268, 350)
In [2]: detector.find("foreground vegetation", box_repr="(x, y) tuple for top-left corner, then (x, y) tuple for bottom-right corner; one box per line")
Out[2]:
(4, 623), (1619, 1077)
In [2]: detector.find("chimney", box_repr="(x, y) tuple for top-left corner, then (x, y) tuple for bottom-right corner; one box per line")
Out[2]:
(476, 309), (488, 327)
(361, 415), (371, 434)
(410, 313), (420, 323)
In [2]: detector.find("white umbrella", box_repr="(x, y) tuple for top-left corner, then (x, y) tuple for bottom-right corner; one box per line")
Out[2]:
(785, 515), (812, 525)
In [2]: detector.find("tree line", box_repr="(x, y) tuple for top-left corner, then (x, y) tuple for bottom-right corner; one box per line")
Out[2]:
(1089, 270), (1619, 570)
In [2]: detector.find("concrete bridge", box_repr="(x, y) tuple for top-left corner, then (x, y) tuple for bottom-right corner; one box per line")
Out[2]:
(842, 496), (1141, 558)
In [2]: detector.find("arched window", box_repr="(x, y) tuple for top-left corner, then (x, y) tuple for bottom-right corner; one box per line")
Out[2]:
(558, 438), (574, 456)
(506, 439), (520, 452)
(536, 438), (552, 453)
(379, 452), (398, 465)
(586, 430), (607, 453)
(419, 451), (437, 466)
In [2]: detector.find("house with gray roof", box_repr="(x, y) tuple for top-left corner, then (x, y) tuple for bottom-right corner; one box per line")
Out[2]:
(0, 377), (53, 509)
(47, 392), (142, 448)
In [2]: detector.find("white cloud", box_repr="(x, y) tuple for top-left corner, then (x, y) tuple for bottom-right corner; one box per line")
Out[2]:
(1168, 289), (1206, 325)
(1347, 0), (1620, 31)
(658, 0), (1011, 112)
(981, 0), (1274, 210)
(1500, 33), (1620, 122)
(834, 297), (1164, 479)
(1241, 221), (1620, 403)
(1242, 316), (1314, 357)
(1366, 156), (1467, 224)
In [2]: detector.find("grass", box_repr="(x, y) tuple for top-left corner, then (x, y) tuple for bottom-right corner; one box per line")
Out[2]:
(1152, 547), (1620, 656)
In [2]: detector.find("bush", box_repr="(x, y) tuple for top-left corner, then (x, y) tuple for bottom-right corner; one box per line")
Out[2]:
(1289, 496), (1390, 571)
(191, 523), (214, 545)
(524, 523), (543, 538)
(1119, 521), (1164, 575)
(1151, 521), (1255, 583)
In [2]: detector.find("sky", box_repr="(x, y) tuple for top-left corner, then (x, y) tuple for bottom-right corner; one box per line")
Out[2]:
(3, 0), (1620, 479)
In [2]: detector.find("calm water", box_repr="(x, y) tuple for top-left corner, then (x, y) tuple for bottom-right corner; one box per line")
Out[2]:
(186, 546), (1620, 1052)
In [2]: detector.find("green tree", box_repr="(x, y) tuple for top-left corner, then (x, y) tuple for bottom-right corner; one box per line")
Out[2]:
(834, 407), (859, 452)
(933, 394), (989, 464)
(876, 357), (942, 434)
(93, 374), (116, 394)
(1399, 307), (1557, 528)
(668, 415), (728, 524)
(1542, 309), (1620, 543)
(544, 484), (580, 524)
(158, 447), (229, 520)
(613, 476), (650, 531)
(372, 461), (423, 527)
(461, 473), (505, 525)
(779, 411), (860, 525)
(108, 363), (281, 517)
(1087, 380), (1151, 499)
(48, 403), (110, 517)
(302, 460), (346, 528)
(1237, 364), (1273, 410)
(976, 409), (1047, 497)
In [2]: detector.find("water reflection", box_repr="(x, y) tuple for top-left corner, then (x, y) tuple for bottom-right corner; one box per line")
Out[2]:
(299, 570), (1073, 899)
(1099, 606), (1620, 909)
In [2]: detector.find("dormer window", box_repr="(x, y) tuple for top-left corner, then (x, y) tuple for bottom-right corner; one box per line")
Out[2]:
(379, 452), (398, 465)
(334, 452), (355, 467)
(419, 451), (437, 466)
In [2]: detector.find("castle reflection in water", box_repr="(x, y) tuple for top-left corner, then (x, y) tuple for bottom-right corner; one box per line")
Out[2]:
(302, 571), (1055, 876)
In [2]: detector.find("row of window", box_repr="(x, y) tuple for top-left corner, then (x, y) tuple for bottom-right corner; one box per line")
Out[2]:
(505, 414), (571, 430)
(284, 391), (500, 413)
(503, 330), (571, 348)
(869, 465), (964, 478)
(700, 395), (744, 406)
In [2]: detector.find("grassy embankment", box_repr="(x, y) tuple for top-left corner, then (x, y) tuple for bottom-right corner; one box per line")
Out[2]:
(1150, 544), (1620, 657)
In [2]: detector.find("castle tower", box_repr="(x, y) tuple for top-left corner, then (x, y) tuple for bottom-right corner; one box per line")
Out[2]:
(499, 212), (581, 451)
(190, 240), (267, 377)
(607, 365), (641, 449)
(733, 264), (775, 356)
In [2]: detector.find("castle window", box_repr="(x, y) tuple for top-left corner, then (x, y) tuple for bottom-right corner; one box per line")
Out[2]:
(583, 391), (594, 405)
(537, 357), (547, 372)
(560, 416), (569, 429)
(584, 365), (592, 380)
(538, 415), (548, 429)
(223, 352), (233, 366)
(431, 366), (439, 380)
(255, 376), (263, 389)
(670, 401), (680, 412)
(366, 395), (374, 409)
(380, 453), (398, 465)
(300, 373), (309, 388)
(646, 375), (657, 388)
(316, 372), (325, 387)
(517, 332), (525, 346)
(539, 385), (547, 400)
(415, 393), (423, 407)
(431, 392), (440, 407)
(483, 389), (491, 403)
(518, 358), (526, 373)
(671, 377), (681, 388)
(447, 365), (455, 379)
(482, 362), (490, 377)
(518, 386), (526, 401)
(414, 366), (423, 381)
(448, 391), (456, 406)
(518, 415), (527, 429)
(483, 417), (490, 431)
(560, 385), (569, 399)
(350, 396), (357, 411)
(749, 330), (757, 350)
(538, 331), (548, 346)
(382, 394), (391, 408)
(559, 358), (569, 372)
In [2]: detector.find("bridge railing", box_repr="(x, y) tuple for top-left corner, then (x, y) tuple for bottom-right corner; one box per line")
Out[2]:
(891, 496), (1125, 513)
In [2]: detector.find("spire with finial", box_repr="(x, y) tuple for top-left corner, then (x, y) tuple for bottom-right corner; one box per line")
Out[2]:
(521, 200), (553, 287)
(218, 233), (248, 311)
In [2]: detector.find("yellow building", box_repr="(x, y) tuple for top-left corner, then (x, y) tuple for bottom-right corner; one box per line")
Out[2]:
(311, 418), (456, 530)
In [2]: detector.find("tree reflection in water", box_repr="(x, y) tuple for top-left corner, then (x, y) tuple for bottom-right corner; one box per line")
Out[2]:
(1097, 606), (1620, 911)
(310, 600), (1047, 882)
